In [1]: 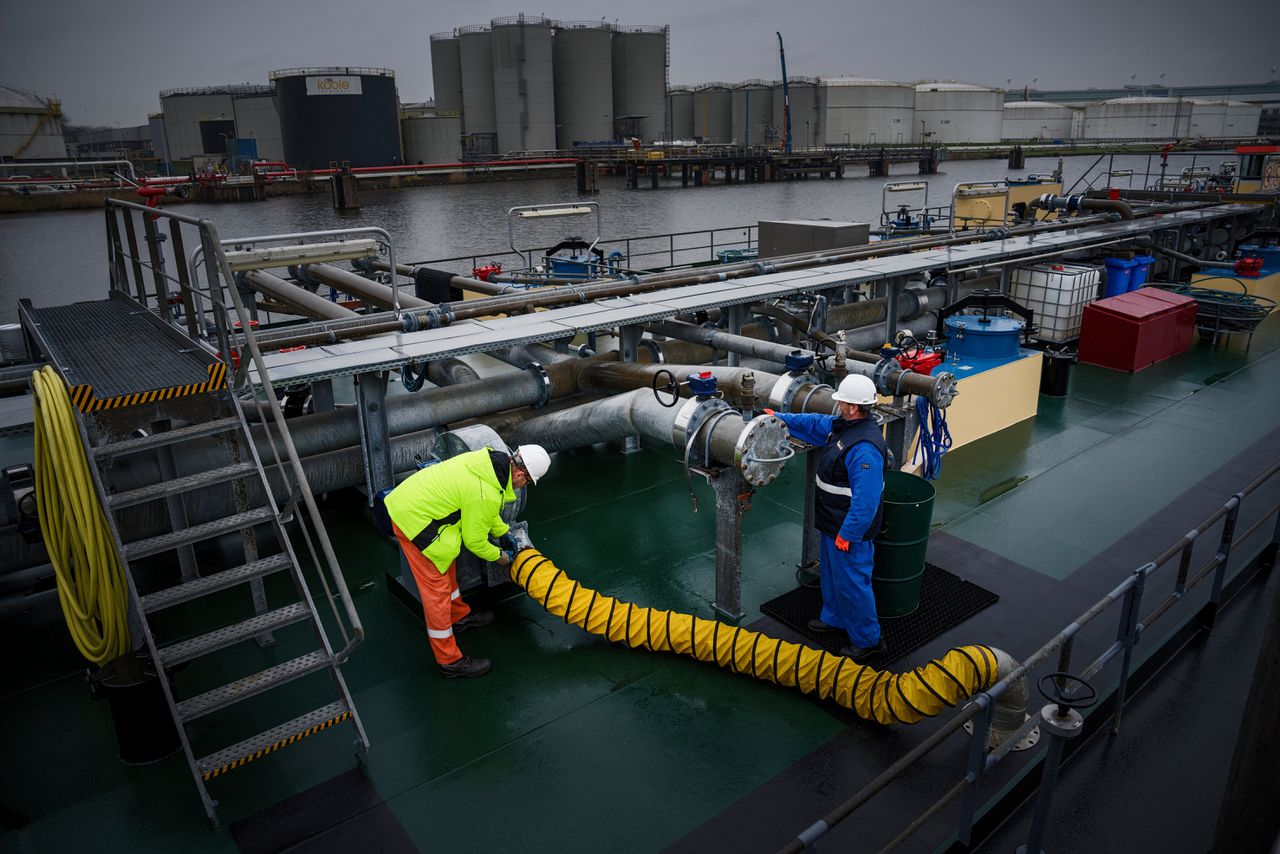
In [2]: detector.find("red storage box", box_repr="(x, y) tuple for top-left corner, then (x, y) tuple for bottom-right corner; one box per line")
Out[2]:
(1078, 288), (1197, 372)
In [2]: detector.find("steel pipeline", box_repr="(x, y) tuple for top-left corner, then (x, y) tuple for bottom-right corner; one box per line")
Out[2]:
(301, 263), (432, 310)
(240, 270), (358, 322)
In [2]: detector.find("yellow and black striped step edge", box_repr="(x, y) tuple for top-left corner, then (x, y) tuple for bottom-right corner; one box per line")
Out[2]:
(67, 363), (227, 414)
(202, 708), (351, 781)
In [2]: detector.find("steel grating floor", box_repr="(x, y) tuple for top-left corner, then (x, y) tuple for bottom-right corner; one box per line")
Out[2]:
(25, 299), (211, 398)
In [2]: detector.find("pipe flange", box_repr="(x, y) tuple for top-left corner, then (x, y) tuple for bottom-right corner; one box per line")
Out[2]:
(671, 397), (730, 457)
(734, 415), (794, 486)
(638, 338), (665, 363)
(767, 373), (815, 412)
(931, 371), (958, 408)
(524, 361), (552, 408)
(872, 358), (898, 395)
(290, 263), (317, 286)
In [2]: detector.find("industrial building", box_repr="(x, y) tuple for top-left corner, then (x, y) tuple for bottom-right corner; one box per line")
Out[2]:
(820, 77), (914, 146)
(914, 81), (1004, 144)
(0, 83), (66, 160)
(1001, 100), (1075, 141)
(430, 18), (669, 152)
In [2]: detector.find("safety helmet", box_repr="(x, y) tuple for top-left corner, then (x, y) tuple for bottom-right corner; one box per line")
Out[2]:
(513, 444), (551, 484)
(830, 374), (878, 406)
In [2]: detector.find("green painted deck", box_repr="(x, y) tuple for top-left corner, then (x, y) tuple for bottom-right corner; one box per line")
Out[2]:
(3, 316), (1279, 853)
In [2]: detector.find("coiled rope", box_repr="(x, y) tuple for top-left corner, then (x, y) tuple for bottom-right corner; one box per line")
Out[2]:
(912, 394), (952, 481)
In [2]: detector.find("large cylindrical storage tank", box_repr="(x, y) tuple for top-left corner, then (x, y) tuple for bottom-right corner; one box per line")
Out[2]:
(491, 15), (557, 153)
(1187, 99), (1227, 138)
(459, 25), (496, 141)
(669, 86), (694, 140)
(552, 21), (614, 147)
(1222, 100), (1262, 138)
(232, 92), (283, 162)
(272, 68), (400, 168)
(159, 87), (243, 162)
(0, 85), (65, 160)
(1001, 100), (1073, 141)
(147, 113), (168, 169)
(612, 25), (669, 142)
(429, 32), (464, 115)
(731, 81), (774, 145)
(1083, 97), (1190, 140)
(772, 78), (819, 149)
(402, 113), (462, 163)
(819, 77), (914, 145)
(913, 82), (1003, 143)
(693, 84), (733, 144)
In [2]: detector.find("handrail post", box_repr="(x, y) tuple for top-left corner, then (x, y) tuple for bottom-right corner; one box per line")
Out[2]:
(955, 699), (992, 846)
(1017, 702), (1085, 854)
(1203, 494), (1242, 629)
(1111, 566), (1149, 735)
(1174, 531), (1198, 595)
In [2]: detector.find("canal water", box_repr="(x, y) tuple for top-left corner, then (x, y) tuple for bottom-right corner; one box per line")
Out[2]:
(0, 152), (1223, 324)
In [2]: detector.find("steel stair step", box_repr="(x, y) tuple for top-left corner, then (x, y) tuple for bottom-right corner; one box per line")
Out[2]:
(108, 461), (259, 509)
(176, 650), (333, 722)
(123, 507), (275, 560)
(197, 700), (351, 781)
(140, 554), (292, 613)
(158, 602), (311, 668)
(92, 417), (241, 458)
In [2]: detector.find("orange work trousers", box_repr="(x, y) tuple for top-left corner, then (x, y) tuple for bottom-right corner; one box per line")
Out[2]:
(393, 523), (472, 665)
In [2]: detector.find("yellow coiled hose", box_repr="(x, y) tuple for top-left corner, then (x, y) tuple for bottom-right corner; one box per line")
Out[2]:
(512, 550), (998, 725)
(32, 366), (131, 665)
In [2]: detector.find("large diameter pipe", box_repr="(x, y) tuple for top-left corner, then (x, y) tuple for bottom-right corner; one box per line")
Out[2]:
(303, 263), (432, 310)
(367, 259), (519, 297)
(241, 270), (358, 321)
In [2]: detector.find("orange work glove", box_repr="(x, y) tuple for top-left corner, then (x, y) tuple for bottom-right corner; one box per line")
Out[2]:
(762, 408), (776, 416)
(834, 535), (851, 552)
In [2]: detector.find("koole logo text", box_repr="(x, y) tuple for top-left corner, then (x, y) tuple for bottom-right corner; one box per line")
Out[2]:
(317, 78), (350, 92)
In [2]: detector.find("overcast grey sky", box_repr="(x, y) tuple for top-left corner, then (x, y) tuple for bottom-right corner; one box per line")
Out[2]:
(2, 0), (1276, 126)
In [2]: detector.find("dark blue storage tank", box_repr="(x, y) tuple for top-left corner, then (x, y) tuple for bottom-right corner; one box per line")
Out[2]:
(271, 67), (401, 169)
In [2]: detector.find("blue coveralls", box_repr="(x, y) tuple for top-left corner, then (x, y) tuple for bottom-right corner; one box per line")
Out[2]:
(775, 413), (885, 648)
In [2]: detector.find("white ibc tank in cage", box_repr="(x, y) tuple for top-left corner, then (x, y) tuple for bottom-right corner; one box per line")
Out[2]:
(1010, 263), (1101, 343)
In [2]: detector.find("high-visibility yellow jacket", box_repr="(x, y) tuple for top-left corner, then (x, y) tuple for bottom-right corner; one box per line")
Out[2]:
(383, 448), (515, 573)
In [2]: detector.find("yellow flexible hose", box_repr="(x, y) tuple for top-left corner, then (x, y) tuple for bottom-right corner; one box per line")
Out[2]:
(32, 366), (130, 665)
(512, 550), (998, 725)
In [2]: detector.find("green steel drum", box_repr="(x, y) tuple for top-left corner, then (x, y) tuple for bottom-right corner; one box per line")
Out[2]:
(872, 471), (936, 618)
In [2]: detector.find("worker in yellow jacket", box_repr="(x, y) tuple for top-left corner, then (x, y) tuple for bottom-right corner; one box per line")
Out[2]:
(384, 444), (551, 678)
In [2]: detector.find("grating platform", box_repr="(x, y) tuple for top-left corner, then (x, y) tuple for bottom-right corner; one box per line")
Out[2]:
(19, 296), (223, 411)
(758, 563), (999, 667)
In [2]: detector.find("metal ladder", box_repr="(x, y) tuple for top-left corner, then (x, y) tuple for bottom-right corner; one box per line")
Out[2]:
(83, 386), (368, 828)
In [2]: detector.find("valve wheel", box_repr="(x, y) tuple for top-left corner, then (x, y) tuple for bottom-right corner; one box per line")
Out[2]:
(1037, 672), (1097, 711)
(652, 368), (679, 408)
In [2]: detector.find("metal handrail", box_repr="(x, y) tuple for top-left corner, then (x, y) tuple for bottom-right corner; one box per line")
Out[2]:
(103, 199), (366, 662)
(781, 457), (1280, 853)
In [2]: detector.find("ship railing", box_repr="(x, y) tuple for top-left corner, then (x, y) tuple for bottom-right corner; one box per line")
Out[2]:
(101, 198), (366, 661)
(780, 458), (1280, 854)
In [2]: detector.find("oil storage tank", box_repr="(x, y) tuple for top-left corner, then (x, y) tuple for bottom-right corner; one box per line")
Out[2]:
(459, 25), (497, 153)
(731, 81), (774, 146)
(553, 20), (614, 148)
(0, 84), (65, 160)
(232, 91), (283, 162)
(1083, 97), (1190, 140)
(1187, 99), (1227, 138)
(1001, 100), (1073, 141)
(1222, 100), (1262, 138)
(772, 77), (819, 149)
(693, 84), (733, 144)
(819, 77), (913, 146)
(914, 81), (1003, 143)
(612, 25), (669, 142)
(159, 85), (254, 163)
(272, 67), (400, 168)
(402, 107), (462, 164)
(491, 15), (556, 153)
(669, 86), (694, 140)
(430, 32), (464, 115)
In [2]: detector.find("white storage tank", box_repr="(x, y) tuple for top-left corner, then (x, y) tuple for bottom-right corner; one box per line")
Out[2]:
(819, 77), (914, 146)
(1187, 99), (1227, 138)
(914, 81), (1004, 143)
(148, 113), (168, 169)
(1001, 100), (1074, 141)
(553, 21), (615, 147)
(402, 112), (463, 164)
(491, 14), (557, 153)
(772, 77), (819, 149)
(429, 32), (464, 115)
(1083, 97), (1191, 140)
(232, 91), (283, 162)
(612, 25), (669, 142)
(693, 84), (733, 144)
(159, 86), (250, 163)
(731, 81), (774, 146)
(1222, 100), (1262, 138)
(0, 84), (65, 160)
(669, 86), (694, 140)
(459, 25), (496, 141)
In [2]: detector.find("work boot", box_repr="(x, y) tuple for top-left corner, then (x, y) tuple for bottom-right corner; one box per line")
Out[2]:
(838, 640), (887, 663)
(807, 618), (842, 634)
(453, 609), (495, 633)
(438, 656), (492, 679)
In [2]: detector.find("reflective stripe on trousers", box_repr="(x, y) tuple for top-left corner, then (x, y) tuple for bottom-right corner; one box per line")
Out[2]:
(393, 522), (472, 665)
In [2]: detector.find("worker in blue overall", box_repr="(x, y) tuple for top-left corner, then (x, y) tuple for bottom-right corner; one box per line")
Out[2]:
(765, 374), (887, 661)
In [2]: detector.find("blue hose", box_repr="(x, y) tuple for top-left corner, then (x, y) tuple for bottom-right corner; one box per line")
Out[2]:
(912, 394), (952, 481)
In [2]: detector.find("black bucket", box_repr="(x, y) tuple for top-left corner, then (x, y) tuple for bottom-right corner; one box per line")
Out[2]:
(1040, 349), (1074, 397)
(91, 654), (181, 765)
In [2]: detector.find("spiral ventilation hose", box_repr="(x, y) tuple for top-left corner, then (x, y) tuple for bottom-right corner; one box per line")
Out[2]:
(511, 549), (999, 725)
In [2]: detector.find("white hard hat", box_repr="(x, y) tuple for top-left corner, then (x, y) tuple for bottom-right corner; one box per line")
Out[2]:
(831, 374), (878, 406)
(514, 444), (551, 484)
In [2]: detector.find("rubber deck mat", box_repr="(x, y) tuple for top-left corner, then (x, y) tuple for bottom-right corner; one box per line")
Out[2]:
(758, 563), (999, 667)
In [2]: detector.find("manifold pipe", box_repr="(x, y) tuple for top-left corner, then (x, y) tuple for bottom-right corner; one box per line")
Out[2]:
(1080, 197), (1134, 221)
(240, 270), (359, 322)
(301, 263), (432, 310)
(425, 358), (480, 386)
(367, 259), (518, 296)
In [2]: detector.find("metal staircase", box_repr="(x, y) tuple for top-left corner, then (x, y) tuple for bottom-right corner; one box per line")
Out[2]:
(19, 200), (370, 827)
